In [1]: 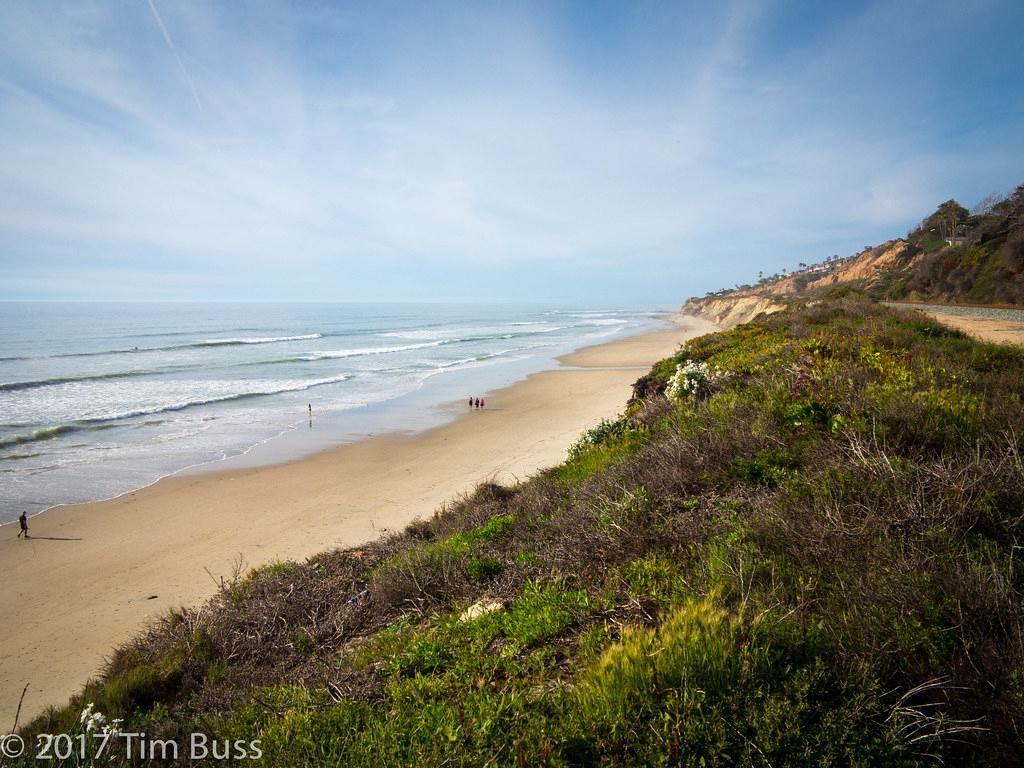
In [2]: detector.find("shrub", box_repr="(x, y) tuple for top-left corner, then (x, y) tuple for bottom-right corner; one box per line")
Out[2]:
(666, 359), (721, 400)
(466, 555), (504, 582)
(27, 297), (1024, 764)
(567, 414), (632, 460)
(570, 598), (914, 765)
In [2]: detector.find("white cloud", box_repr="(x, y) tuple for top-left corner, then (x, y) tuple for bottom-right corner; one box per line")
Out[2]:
(0, 1), (1022, 300)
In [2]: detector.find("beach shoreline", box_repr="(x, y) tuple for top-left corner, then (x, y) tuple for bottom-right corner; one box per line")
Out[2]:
(0, 314), (718, 726)
(0, 313), (673, 527)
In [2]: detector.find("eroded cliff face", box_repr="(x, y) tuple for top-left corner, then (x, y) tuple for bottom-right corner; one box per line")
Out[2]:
(681, 240), (923, 329)
(758, 240), (920, 296)
(682, 293), (786, 329)
(683, 185), (1024, 327)
(808, 240), (920, 289)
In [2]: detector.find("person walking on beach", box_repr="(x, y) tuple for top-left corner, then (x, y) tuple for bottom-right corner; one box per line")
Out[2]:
(474, 398), (480, 409)
(469, 397), (474, 408)
(480, 398), (485, 409)
(17, 511), (29, 539)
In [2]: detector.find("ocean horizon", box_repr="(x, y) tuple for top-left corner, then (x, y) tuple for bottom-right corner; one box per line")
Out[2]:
(0, 301), (670, 523)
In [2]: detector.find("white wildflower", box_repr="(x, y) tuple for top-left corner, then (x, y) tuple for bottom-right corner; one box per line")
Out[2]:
(667, 360), (720, 401)
(79, 703), (107, 733)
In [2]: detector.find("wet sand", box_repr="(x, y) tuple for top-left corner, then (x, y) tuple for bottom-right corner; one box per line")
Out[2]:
(0, 314), (719, 726)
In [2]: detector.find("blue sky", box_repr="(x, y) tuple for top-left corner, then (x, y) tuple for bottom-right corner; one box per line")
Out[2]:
(1, 1), (1022, 303)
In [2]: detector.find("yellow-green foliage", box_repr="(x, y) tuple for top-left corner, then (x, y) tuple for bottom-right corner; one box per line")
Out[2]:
(689, 321), (791, 374)
(374, 511), (518, 583)
(577, 597), (741, 725)
(29, 298), (1024, 766)
(615, 552), (685, 606)
(558, 418), (648, 485)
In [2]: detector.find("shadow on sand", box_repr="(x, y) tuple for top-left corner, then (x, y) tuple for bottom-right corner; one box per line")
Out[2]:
(22, 536), (83, 542)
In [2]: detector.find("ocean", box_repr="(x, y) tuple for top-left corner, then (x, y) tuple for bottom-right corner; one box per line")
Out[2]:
(0, 302), (668, 522)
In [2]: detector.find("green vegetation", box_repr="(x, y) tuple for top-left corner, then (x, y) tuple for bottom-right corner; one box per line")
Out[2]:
(862, 187), (1023, 304)
(696, 184), (1024, 308)
(18, 297), (1024, 766)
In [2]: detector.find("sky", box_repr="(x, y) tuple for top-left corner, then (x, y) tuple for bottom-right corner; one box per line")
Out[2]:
(1, 0), (1022, 304)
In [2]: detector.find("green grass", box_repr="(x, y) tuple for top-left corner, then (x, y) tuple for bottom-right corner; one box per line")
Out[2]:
(19, 297), (1024, 766)
(557, 417), (649, 485)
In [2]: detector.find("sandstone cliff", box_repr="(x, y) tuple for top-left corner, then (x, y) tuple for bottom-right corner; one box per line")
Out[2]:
(682, 293), (786, 329)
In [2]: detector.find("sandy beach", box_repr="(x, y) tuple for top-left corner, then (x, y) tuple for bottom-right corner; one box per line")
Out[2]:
(0, 315), (718, 726)
(913, 310), (1024, 346)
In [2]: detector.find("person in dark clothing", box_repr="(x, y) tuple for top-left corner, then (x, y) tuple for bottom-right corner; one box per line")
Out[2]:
(17, 511), (29, 539)
(469, 397), (474, 407)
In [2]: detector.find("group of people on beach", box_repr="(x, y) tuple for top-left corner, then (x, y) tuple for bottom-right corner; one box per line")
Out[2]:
(469, 397), (485, 409)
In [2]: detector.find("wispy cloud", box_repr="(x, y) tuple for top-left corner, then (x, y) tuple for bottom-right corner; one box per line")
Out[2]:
(0, 1), (1022, 301)
(145, 0), (203, 112)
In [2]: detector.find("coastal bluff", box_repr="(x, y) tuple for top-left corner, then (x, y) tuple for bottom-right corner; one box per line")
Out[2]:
(681, 292), (785, 329)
